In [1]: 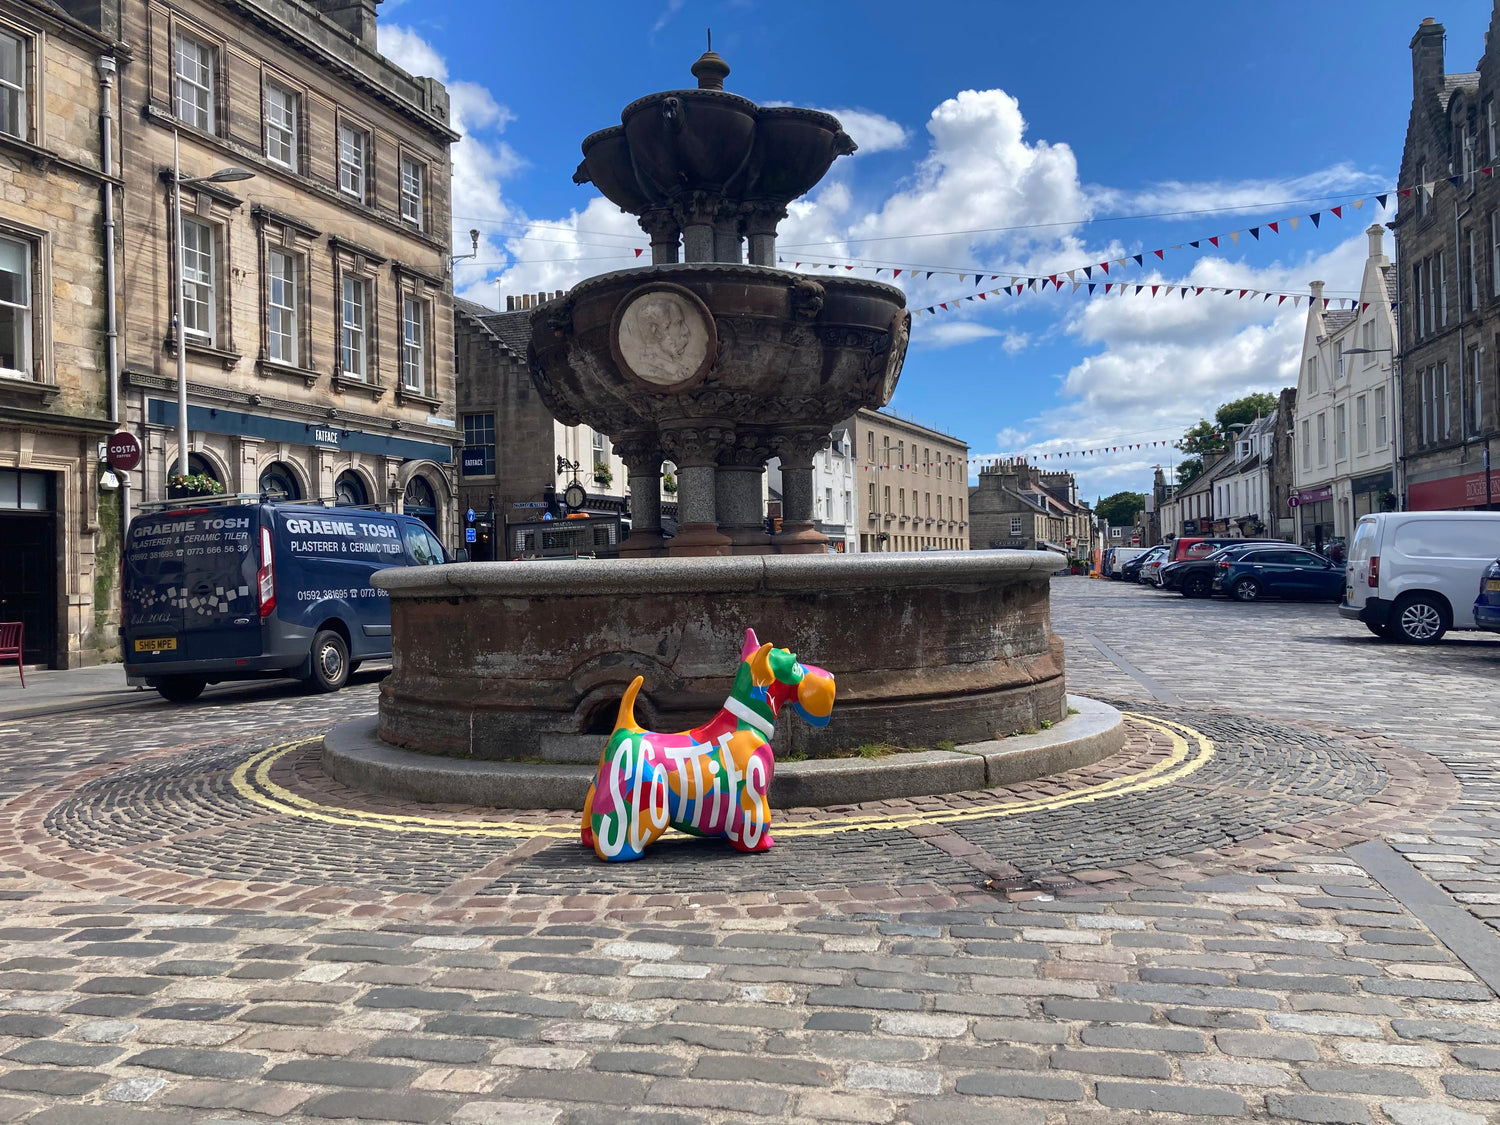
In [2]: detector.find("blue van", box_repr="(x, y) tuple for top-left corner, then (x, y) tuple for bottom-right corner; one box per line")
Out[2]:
(122, 497), (447, 702)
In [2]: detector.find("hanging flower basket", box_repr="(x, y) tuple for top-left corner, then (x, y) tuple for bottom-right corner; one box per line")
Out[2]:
(592, 463), (613, 488)
(662, 472), (678, 495)
(167, 472), (224, 498)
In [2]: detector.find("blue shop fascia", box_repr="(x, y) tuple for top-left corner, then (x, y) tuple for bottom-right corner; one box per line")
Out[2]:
(126, 381), (460, 543)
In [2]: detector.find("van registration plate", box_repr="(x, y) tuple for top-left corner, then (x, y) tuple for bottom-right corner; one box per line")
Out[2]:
(134, 637), (177, 653)
(1487, 579), (1500, 593)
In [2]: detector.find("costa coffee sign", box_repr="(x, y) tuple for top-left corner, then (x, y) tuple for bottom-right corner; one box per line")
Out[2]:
(106, 432), (142, 472)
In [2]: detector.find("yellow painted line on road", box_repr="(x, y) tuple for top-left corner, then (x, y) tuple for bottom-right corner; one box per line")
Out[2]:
(229, 713), (1214, 842)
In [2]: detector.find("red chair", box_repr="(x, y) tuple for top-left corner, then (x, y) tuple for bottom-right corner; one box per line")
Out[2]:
(0, 622), (23, 687)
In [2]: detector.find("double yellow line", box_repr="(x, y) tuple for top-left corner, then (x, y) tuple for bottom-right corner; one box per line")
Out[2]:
(228, 713), (1213, 842)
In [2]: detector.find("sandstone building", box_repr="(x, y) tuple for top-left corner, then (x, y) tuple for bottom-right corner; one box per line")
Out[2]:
(848, 409), (969, 553)
(969, 461), (1092, 557)
(0, 1), (119, 666)
(67, 0), (461, 542)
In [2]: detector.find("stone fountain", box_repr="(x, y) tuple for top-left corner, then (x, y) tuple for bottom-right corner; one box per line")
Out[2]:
(337, 51), (1117, 799)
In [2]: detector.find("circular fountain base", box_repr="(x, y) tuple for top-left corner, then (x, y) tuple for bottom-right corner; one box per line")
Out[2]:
(324, 695), (1124, 810)
(373, 551), (1068, 763)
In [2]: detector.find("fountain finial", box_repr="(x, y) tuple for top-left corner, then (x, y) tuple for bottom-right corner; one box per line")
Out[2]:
(691, 33), (730, 90)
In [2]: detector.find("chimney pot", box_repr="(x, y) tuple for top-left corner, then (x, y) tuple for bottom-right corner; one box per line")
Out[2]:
(506, 295), (515, 311)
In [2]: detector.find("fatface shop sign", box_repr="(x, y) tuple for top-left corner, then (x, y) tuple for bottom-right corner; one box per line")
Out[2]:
(311, 427), (342, 448)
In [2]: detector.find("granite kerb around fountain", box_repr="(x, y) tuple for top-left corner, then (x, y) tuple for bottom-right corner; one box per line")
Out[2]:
(321, 695), (1124, 811)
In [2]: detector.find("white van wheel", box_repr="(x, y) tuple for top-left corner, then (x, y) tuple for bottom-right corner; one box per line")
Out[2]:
(306, 630), (350, 692)
(1393, 595), (1446, 645)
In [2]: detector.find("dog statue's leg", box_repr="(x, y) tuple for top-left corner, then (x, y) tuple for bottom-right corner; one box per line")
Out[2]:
(727, 740), (775, 853)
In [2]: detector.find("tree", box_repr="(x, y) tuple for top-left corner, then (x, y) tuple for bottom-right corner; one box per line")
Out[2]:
(1095, 491), (1146, 527)
(1174, 392), (1279, 480)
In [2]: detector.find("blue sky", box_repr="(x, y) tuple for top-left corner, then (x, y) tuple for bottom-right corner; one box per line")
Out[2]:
(379, 1), (1490, 500)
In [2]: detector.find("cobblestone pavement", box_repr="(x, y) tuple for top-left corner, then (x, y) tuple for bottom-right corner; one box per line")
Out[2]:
(0, 579), (1497, 1123)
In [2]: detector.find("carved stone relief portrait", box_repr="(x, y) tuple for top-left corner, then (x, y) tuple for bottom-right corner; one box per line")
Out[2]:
(615, 288), (713, 389)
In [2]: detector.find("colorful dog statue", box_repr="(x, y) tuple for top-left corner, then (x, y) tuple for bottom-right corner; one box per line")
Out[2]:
(582, 629), (836, 863)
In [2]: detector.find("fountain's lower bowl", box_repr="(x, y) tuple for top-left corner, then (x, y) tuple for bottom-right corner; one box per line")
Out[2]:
(373, 551), (1066, 763)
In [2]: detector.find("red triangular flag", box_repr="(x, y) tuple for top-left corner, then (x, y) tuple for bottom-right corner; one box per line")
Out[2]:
(1361, 302), (1369, 311)
(1209, 236), (1219, 247)
(893, 269), (902, 278)
(1331, 206), (1342, 218)
(1100, 262), (1110, 274)
(1268, 222), (1279, 234)
(634, 248), (644, 258)
(1154, 249), (1165, 259)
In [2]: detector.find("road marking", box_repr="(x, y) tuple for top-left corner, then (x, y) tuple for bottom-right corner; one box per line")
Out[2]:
(1086, 634), (1181, 703)
(230, 713), (1213, 842)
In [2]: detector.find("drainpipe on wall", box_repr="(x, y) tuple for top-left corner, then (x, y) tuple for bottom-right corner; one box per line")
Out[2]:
(96, 55), (119, 425)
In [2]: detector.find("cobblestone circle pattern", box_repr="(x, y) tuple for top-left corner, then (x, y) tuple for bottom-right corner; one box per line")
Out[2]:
(37, 706), (1390, 900)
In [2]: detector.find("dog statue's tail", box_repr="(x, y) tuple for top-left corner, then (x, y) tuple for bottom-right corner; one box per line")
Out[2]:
(614, 676), (645, 733)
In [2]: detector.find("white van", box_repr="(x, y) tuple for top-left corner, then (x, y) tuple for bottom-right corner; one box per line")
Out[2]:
(1340, 511), (1500, 643)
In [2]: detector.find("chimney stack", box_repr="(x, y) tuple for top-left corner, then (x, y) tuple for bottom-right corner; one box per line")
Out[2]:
(1411, 18), (1446, 101)
(309, 0), (379, 50)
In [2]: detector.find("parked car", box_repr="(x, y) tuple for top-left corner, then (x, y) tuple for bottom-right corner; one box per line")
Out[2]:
(1161, 542), (1281, 596)
(1108, 547), (1149, 580)
(1139, 545), (1171, 586)
(1212, 546), (1343, 602)
(1123, 545), (1167, 583)
(1164, 536), (1282, 565)
(1475, 558), (1500, 634)
(124, 496), (448, 702)
(1340, 511), (1500, 643)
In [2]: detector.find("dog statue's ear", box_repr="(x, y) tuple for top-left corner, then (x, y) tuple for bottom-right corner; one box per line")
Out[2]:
(741, 627), (761, 660)
(749, 642), (774, 686)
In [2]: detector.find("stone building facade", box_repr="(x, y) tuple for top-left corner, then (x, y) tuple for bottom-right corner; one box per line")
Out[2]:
(0, 1), (119, 666)
(1393, 14), (1500, 511)
(72, 0), (462, 543)
(847, 408), (969, 553)
(969, 460), (1093, 557)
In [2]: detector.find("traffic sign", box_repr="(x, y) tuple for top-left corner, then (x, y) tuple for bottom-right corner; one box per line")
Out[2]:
(106, 432), (141, 472)
(465, 527), (477, 543)
(1287, 496), (1301, 508)
(466, 508), (476, 523)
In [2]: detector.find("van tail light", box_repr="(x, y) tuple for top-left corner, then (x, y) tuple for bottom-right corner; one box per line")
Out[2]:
(1368, 556), (1380, 588)
(258, 526), (277, 617)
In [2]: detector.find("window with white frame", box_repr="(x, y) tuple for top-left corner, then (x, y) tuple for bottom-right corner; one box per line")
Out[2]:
(401, 296), (425, 393)
(338, 123), (368, 200)
(1470, 228), (1480, 310)
(0, 234), (31, 377)
(1305, 356), (1317, 392)
(1317, 412), (1327, 466)
(1010, 515), (1023, 536)
(1300, 420), (1311, 469)
(1415, 263), (1425, 337)
(1356, 395), (1368, 454)
(1361, 320), (1375, 358)
(340, 275), (368, 378)
(264, 81), (298, 170)
(1335, 404), (1347, 461)
(1439, 250), (1449, 326)
(179, 218), (215, 344)
(1492, 212), (1500, 297)
(883, 485), (889, 514)
(898, 488), (905, 517)
(1463, 131), (1475, 183)
(1473, 349), (1483, 432)
(1441, 362), (1452, 437)
(1336, 347), (1344, 380)
(1421, 368), (1431, 444)
(867, 482), (875, 513)
(1418, 160), (1429, 216)
(1489, 100), (1496, 162)
(825, 487), (834, 520)
(0, 29), (25, 140)
(591, 428), (608, 464)
(1375, 386), (1388, 448)
(174, 31), (214, 131)
(266, 249), (298, 365)
(400, 157), (425, 228)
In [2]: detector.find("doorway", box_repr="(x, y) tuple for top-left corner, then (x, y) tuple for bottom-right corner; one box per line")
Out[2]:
(0, 470), (57, 666)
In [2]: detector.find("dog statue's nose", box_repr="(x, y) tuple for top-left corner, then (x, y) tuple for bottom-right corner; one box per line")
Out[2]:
(798, 671), (835, 718)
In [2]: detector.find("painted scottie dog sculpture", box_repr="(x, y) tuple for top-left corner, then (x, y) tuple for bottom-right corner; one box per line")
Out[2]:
(582, 630), (836, 863)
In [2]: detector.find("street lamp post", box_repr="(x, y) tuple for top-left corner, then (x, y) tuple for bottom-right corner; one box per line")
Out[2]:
(1342, 346), (1401, 511)
(170, 129), (255, 485)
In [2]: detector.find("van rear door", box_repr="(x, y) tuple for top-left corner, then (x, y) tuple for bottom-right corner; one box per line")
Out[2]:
(124, 504), (262, 665)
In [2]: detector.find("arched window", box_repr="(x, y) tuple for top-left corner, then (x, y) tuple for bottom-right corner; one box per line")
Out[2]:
(258, 462), (301, 501)
(403, 474), (438, 534)
(167, 452), (219, 481)
(334, 470), (368, 507)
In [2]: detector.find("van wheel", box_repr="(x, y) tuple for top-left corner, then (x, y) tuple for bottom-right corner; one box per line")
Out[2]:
(1392, 595), (1447, 645)
(156, 676), (205, 704)
(306, 630), (350, 692)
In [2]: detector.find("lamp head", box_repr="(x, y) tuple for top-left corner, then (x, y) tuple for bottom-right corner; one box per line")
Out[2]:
(203, 167), (255, 184)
